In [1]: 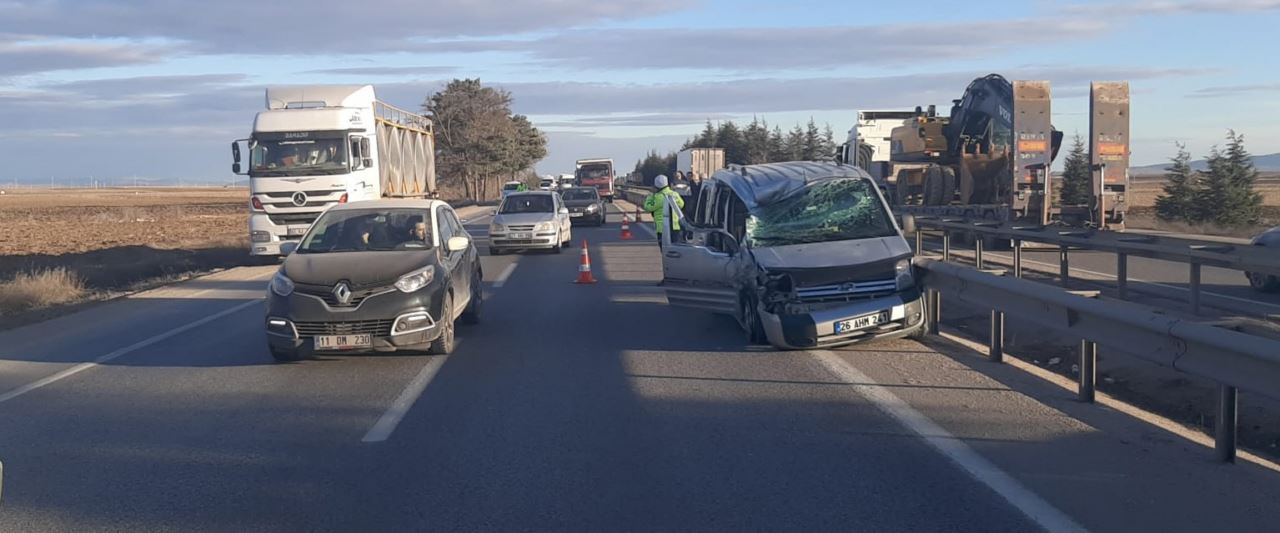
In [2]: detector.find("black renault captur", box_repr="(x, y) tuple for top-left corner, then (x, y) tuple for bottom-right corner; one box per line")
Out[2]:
(264, 199), (482, 361)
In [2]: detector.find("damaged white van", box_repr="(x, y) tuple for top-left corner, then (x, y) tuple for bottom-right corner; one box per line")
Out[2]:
(659, 161), (926, 349)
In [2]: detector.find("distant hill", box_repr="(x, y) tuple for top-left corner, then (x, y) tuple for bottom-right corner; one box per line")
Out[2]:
(1131, 152), (1280, 175)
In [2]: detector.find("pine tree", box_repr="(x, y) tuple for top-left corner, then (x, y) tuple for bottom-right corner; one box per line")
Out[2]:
(1059, 134), (1091, 206)
(821, 124), (837, 161)
(744, 117), (771, 164)
(717, 121), (747, 165)
(1206, 130), (1264, 226)
(784, 125), (806, 162)
(800, 119), (823, 160)
(768, 126), (786, 163)
(696, 120), (718, 148)
(1154, 143), (1197, 222)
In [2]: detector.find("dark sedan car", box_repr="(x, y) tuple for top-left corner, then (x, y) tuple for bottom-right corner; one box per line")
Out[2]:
(561, 186), (606, 226)
(1247, 226), (1280, 292)
(264, 199), (482, 361)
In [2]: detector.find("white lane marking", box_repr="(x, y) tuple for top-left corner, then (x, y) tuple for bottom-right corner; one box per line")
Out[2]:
(362, 351), (451, 443)
(0, 299), (262, 405)
(810, 350), (1086, 533)
(493, 263), (518, 288)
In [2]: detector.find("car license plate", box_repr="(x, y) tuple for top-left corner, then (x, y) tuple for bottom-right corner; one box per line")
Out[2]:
(512, 232), (531, 239)
(570, 212), (583, 218)
(286, 227), (307, 236)
(834, 311), (891, 333)
(314, 334), (372, 350)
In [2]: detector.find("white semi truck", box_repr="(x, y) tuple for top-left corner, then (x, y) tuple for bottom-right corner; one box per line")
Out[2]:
(232, 85), (436, 256)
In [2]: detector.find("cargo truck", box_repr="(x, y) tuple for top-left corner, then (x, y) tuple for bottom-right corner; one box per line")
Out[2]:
(855, 75), (1130, 229)
(231, 85), (436, 256)
(676, 147), (725, 181)
(575, 158), (615, 202)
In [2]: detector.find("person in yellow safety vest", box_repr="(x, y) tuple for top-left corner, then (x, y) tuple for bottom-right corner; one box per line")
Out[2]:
(643, 174), (684, 249)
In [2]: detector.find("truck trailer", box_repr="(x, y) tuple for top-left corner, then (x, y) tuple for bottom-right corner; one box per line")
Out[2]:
(676, 147), (725, 181)
(232, 85), (436, 256)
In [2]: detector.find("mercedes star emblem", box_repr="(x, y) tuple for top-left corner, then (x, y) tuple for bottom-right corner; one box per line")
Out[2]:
(332, 282), (352, 305)
(292, 191), (308, 207)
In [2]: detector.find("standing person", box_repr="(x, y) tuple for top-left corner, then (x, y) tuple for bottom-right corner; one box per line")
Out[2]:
(685, 171), (703, 220)
(643, 174), (684, 250)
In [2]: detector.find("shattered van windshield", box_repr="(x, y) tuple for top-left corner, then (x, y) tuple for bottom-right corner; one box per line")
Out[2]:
(746, 178), (897, 247)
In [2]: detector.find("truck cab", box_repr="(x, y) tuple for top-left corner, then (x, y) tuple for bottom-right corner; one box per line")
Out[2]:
(575, 158), (615, 202)
(233, 85), (435, 256)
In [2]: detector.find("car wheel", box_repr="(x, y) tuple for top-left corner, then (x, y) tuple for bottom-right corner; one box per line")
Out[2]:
(429, 293), (456, 355)
(1248, 271), (1280, 292)
(461, 271), (482, 325)
(741, 294), (768, 345)
(269, 346), (306, 362)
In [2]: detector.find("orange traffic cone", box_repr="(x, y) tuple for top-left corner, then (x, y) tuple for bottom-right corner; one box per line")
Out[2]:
(574, 239), (597, 284)
(620, 213), (633, 240)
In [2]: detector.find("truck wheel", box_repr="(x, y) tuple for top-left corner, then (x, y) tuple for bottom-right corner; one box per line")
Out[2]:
(940, 167), (957, 205)
(922, 166), (943, 206)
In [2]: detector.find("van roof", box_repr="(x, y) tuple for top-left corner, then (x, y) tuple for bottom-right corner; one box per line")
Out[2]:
(710, 162), (873, 213)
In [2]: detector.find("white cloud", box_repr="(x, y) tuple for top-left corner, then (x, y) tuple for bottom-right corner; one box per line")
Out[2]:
(0, 36), (170, 75)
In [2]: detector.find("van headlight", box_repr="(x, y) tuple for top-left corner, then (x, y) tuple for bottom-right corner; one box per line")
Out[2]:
(536, 221), (555, 232)
(895, 259), (914, 290)
(489, 223), (505, 234)
(394, 266), (436, 293)
(269, 271), (294, 297)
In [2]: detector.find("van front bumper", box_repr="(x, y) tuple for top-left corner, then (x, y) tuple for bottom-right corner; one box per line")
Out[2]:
(759, 288), (924, 350)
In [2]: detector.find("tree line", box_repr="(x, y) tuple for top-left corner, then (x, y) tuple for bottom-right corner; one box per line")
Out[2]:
(1154, 131), (1263, 227)
(423, 79), (547, 202)
(633, 118), (839, 181)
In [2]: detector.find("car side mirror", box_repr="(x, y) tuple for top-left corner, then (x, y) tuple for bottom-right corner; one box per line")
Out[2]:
(446, 236), (470, 252)
(901, 214), (917, 235)
(232, 163), (242, 174)
(280, 242), (298, 256)
(558, 207), (569, 215)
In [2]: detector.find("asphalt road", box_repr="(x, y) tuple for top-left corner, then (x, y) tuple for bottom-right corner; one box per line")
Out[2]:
(3, 204), (1280, 532)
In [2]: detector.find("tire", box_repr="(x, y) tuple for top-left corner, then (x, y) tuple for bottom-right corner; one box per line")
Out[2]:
(461, 270), (482, 325)
(1248, 272), (1280, 293)
(923, 165), (944, 206)
(429, 293), (456, 355)
(939, 166), (957, 205)
(269, 346), (306, 362)
(741, 294), (768, 345)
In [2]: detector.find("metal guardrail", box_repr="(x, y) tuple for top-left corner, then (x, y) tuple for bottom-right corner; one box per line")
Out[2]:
(905, 215), (1280, 315)
(916, 257), (1280, 462)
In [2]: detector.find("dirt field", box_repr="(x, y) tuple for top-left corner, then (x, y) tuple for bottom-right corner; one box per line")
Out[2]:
(0, 188), (250, 325)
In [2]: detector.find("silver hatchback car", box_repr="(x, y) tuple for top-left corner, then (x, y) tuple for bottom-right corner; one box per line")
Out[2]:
(488, 191), (572, 255)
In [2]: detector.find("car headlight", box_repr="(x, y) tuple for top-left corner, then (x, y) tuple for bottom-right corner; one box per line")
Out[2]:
(536, 221), (555, 232)
(895, 258), (914, 290)
(585, 204), (599, 212)
(490, 223), (505, 233)
(394, 266), (436, 293)
(269, 271), (294, 297)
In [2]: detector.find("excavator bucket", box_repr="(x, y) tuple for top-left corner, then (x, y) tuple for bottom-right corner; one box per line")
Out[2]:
(1011, 80), (1054, 226)
(1090, 82), (1130, 229)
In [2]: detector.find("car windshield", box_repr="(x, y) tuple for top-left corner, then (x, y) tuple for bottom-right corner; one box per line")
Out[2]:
(746, 178), (897, 247)
(562, 189), (598, 201)
(297, 208), (433, 253)
(250, 135), (348, 176)
(576, 163), (611, 181)
(500, 195), (555, 214)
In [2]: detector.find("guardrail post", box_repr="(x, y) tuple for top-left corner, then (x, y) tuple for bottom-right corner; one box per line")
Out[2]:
(1013, 239), (1023, 278)
(1059, 246), (1070, 288)
(942, 231), (951, 261)
(1079, 340), (1096, 403)
(1216, 384), (1238, 463)
(926, 289), (941, 335)
(1117, 253), (1128, 300)
(1190, 262), (1202, 315)
(975, 234), (985, 269)
(989, 310), (1004, 363)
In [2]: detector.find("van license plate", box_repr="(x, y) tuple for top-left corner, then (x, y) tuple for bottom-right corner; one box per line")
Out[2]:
(286, 227), (307, 236)
(834, 311), (890, 333)
(315, 334), (372, 350)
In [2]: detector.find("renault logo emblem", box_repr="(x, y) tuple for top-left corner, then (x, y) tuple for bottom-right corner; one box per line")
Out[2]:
(292, 192), (308, 207)
(840, 282), (857, 292)
(332, 282), (352, 305)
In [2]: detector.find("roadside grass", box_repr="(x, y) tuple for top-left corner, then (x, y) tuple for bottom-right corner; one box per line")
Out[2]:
(0, 267), (87, 313)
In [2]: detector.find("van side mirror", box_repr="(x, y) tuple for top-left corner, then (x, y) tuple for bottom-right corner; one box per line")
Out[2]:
(232, 163), (242, 174)
(901, 214), (917, 235)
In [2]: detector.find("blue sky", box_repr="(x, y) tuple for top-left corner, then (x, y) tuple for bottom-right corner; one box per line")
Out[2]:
(1, 0), (1277, 185)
